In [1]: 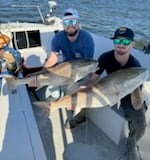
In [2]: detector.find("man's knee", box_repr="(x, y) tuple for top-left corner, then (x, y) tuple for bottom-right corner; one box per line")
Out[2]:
(136, 121), (146, 141)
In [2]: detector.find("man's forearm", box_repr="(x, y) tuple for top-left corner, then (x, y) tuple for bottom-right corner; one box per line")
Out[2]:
(44, 52), (58, 68)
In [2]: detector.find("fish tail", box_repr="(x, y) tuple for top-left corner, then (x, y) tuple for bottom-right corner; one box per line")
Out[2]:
(5, 77), (17, 90)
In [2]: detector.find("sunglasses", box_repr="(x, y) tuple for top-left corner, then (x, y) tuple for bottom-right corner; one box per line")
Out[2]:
(113, 39), (132, 46)
(63, 19), (78, 27)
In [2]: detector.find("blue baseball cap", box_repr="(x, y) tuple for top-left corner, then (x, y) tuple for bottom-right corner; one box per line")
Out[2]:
(62, 8), (79, 20)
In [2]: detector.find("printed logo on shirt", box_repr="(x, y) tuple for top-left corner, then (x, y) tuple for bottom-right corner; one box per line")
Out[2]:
(75, 53), (82, 58)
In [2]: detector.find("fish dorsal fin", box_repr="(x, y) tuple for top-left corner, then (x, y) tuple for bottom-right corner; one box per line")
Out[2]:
(46, 62), (72, 78)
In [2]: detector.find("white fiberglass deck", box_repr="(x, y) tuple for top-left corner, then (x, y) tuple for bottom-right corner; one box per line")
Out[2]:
(0, 78), (46, 160)
(0, 79), (150, 160)
(32, 85), (150, 160)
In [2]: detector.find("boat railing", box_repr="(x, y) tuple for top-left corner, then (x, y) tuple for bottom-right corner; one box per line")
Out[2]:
(11, 1), (58, 24)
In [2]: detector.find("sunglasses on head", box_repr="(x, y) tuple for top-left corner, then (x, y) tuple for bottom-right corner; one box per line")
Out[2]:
(113, 38), (132, 46)
(63, 19), (78, 27)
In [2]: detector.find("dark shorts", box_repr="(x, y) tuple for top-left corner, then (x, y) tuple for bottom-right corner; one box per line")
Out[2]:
(112, 102), (147, 149)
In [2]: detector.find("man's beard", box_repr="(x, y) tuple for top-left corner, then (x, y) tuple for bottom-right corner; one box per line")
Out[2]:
(65, 29), (78, 37)
(115, 47), (129, 55)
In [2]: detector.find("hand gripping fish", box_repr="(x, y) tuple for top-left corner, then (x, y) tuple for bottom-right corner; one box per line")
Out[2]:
(1, 59), (98, 90)
(33, 67), (149, 116)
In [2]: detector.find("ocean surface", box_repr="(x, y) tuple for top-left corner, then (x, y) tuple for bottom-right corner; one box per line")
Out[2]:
(0, 0), (149, 48)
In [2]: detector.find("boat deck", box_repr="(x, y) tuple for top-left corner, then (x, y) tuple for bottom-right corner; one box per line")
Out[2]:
(0, 79), (46, 160)
(0, 78), (150, 160)
(31, 86), (150, 160)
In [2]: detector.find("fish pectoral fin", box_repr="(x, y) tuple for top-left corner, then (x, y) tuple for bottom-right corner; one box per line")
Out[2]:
(116, 92), (121, 110)
(117, 98), (121, 110)
(33, 101), (50, 117)
(114, 84), (121, 110)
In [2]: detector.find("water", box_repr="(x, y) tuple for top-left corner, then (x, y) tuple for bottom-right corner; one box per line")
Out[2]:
(0, 0), (149, 46)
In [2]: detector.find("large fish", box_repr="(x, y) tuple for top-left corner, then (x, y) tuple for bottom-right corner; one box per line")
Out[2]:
(1, 59), (98, 90)
(33, 67), (149, 116)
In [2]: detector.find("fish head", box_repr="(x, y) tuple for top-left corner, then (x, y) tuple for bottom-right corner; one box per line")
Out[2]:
(119, 67), (149, 83)
(70, 58), (99, 81)
(109, 67), (150, 101)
